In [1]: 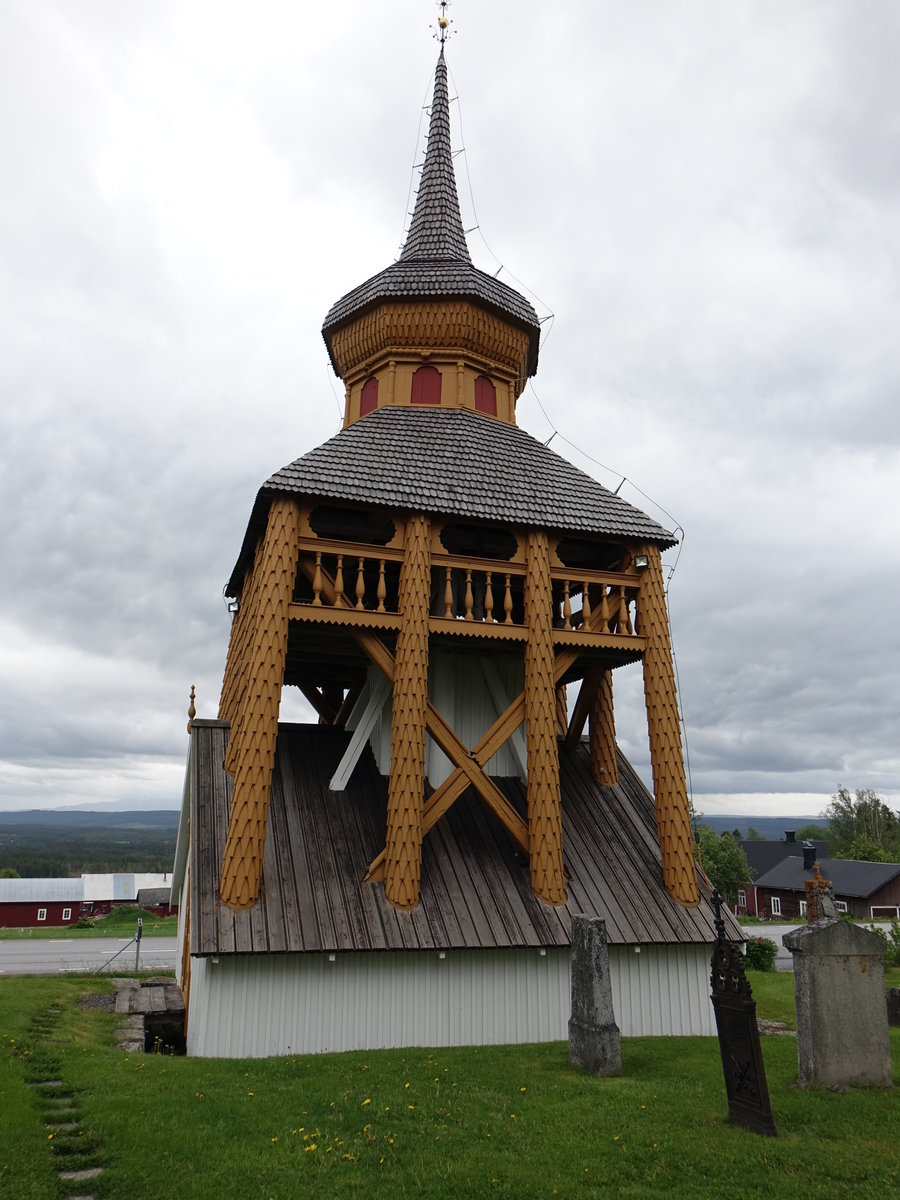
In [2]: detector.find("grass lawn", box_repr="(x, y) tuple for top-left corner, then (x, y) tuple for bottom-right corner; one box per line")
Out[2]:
(1, 971), (898, 1199)
(0, 904), (178, 940)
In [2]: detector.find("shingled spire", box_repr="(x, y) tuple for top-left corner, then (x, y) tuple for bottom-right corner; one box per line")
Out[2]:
(321, 51), (542, 382)
(400, 50), (470, 263)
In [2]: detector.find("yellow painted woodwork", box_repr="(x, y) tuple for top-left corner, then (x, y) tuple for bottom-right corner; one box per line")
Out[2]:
(638, 543), (699, 907)
(328, 300), (531, 388)
(384, 513), (432, 910)
(297, 556), (530, 864)
(220, 535), (267, 776)
(555, 684), (568, 737)
(345, 357), (518, 427)
(364, 576), (638, 885)
(590, 669), (618, 787)
(219, 498), (302, 911)
(524, 530), (566, 906)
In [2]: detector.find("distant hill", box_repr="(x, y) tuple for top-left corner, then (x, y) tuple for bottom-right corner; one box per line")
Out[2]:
(0, 810), (179, 877)
(0, 810), (179, 830)
(698, 815), (828, 840)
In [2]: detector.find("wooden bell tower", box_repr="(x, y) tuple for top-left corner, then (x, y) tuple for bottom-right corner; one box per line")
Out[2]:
(215, 49), (699, 917)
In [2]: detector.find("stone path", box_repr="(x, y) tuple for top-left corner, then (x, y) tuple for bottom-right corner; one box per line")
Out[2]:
(22, 978), (185, 1197)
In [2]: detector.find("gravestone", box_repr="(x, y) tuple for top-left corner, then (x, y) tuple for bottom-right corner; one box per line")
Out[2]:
(709, 891), (777, 1135)
(568, 915), (621, 1076)
(783, 914), (892, 1089)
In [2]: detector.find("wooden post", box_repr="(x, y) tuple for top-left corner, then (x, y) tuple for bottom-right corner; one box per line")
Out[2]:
(385, 513), (432, 909)
(219, 498), (302, 910)
(589, 669), (618, 787)
(524, 530), (566, 905)
(638, 543), (699, 906)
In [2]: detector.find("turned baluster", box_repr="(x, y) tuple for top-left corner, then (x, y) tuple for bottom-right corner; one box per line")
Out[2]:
(444, 566), (453, 618)
(582, 581), (591, 629)
(334, 554), (345, 607)
(376, 559), (386, 612)
(355, 557), (366, 609)
(617, 585), (631, 634)
(484, 571), (494, 622)
(312, 551), (323, 606)
(562, 580), (572, 630)
(599, 585), (610, 633)
(464, 568), (474, 621)
(503, 574), (513, 624)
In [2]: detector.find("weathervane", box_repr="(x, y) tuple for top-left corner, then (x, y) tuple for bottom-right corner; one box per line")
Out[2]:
(432, 0), (454, 45)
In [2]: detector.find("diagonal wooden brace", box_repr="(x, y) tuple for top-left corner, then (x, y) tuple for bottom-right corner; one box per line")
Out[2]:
(298, 559), (530, 860)
(363, 591), (623, 881)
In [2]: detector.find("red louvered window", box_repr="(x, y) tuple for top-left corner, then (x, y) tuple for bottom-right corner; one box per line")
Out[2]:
(474, 375), (497, 416)
(410, 365), (442, 405)
(360, 376), (378, 416)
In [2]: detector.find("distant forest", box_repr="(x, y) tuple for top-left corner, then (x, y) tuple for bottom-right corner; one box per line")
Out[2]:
(0, 810), (179, 877)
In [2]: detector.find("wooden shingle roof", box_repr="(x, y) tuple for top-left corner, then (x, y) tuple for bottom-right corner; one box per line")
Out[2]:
(188, 720), (729, 956)
(226, 407), (676, 596)
(321, 51), (541, 376)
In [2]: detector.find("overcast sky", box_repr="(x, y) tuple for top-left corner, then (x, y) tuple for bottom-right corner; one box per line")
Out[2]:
(1, 1), (898, 818)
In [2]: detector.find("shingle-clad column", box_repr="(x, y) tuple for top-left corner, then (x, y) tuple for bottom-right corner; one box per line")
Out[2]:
(385, 513), (431, 910)
(219, 536), (265, 772)
(589, 669), (618, 787)
(219, 498), (302, 910)
(638, 543), (699, 907)
(524, 529), (566, 905)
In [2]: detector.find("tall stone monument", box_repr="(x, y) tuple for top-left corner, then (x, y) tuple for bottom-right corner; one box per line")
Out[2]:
(568, 915), (622, 1076)
(784, 904), (893, 1089)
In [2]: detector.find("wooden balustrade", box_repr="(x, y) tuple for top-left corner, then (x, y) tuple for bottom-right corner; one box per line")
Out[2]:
(294, 539), (640, 639)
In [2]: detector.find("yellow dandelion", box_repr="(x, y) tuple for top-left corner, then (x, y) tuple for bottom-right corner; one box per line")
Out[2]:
(271, 1137), (278, 1144)
(362, 1098), (371, 1106)
(520, 1087), (526, 1093)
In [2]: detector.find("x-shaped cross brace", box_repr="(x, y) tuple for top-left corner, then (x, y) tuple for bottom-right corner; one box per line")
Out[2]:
(298, 559), (624, 882)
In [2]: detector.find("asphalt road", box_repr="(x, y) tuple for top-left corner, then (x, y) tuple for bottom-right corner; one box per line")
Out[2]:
(0, 936), (177, 975)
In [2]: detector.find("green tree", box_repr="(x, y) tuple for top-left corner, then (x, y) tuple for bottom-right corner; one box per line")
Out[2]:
(822, 787), (900, 861)
(695, 825), (753, 905)
(0, 867), (20, 878)
(745, 827), (765, 841)
(793, 822), (827, 843)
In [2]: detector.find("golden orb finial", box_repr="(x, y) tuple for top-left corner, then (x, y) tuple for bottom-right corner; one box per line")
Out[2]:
(433, 0), (454, 45)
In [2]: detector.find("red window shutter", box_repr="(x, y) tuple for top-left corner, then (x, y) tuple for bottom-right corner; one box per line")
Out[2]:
(474, 375), (497, 415)
(360, 376), (378, 416)
(411, 365), (442, 405)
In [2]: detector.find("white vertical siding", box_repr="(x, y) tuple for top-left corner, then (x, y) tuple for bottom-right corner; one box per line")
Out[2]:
(186, 943), (715, 1058)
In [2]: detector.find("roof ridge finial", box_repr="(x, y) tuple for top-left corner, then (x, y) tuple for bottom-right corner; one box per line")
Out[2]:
(432, 0), (454, 47)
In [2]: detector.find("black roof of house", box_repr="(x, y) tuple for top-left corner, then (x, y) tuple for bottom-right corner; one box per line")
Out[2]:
(226, 407), (676, 595)
(741, 840), (830, 878)
(188, 721), (733, 956)
(754, 856), (900, 898)
(321, 51), (541, 376)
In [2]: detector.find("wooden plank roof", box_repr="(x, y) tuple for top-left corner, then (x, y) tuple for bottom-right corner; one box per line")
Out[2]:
(225, 407), (676, 597)
(189, 720), (731, 957)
